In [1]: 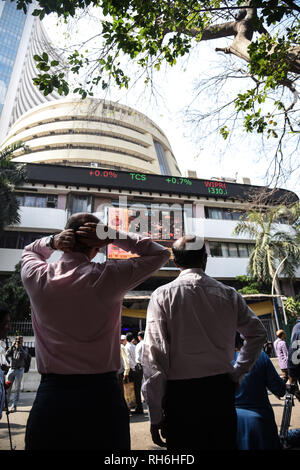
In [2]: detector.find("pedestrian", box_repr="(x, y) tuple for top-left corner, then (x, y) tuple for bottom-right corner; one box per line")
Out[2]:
(21, 213), (170, 450)
(263, 341), (273, 358)
(0, 305), (10, 420)
(273, 329), (289, 383)
(119, 335), (130, 396)
(134, 331), (145, 414)
(234, 333), (286, 450)
(287, 316), (300, 401)
(126, 332), (143, 414)
(142, 235), (267, 451)
(0, 339), (9, 375)
(5, 336), (29, 412)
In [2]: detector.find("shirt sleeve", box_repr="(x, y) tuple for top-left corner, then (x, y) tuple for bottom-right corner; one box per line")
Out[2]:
(21, 237), (54, 288)
(111, 232), (170, 293)
(121, 346), (130, 376)
(142, 292), (169, 425)
(231, 292), (267, 383)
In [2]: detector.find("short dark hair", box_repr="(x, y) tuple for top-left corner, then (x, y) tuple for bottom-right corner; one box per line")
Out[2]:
(138, 331), (144, 339)
(65, 213), (100, 252)
(172, 235), (206, 268)
(65, 213), (99, 231)
(126, 332), (134, 342)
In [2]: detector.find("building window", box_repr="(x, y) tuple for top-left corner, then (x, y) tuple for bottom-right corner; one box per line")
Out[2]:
(0, 231), (19, 249)
(205, 207), (246, 221)
(0, 231), (53, 249)
(68, 194), (92, 215)
(209, 241), (253, 258)
(16, 193), (58, 208)
(154, 140), (170, 175)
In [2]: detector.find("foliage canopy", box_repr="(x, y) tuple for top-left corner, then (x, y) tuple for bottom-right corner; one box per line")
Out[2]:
(10, 0), (300, 181)
(0, 143), (27, 233)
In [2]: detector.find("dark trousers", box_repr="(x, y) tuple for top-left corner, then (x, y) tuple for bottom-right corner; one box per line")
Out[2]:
(25, 372), (130, 451)
(165, 374), (237, 451)
(134, 364), (144, 411)
(129, 368), (143, 411)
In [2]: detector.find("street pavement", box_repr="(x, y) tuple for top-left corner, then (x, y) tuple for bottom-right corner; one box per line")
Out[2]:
(0, 390), (300, 451)
(0, 393), (160, 451)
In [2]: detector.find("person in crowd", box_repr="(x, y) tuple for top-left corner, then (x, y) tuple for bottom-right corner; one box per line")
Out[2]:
(21, 213), (170, 450)
(134, 331), (145, 414)
(142, 235), (267, 451)
(119, 335), (130, 397)
(288, 316), (300, 401)
(5, 336), (29, 412)
(273, 329), (289, 383)
(234, 333), (286, 450)
(125, 332), (143, 414)
(263, 341), (273, 358)
(0, 305), (10, 421)
(0, 339), (9, 374)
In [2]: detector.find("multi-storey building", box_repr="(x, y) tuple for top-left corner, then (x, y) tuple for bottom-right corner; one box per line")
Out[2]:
(3, 98), (181, 175)
(0, 96), (299, 373)
(0, 3), (63, 143)
(1, 159), (298, 340)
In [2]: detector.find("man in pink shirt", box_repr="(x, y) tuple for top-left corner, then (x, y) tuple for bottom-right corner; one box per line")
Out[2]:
(21, 212), (170, 450)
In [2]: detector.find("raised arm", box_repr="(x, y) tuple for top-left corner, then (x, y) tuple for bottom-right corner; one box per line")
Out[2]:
(232, 293), (267, 384)
(76, 222), (170, 292)
(21, 230), (76, 284)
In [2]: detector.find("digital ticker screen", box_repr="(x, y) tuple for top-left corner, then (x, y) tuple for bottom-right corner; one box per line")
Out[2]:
(106, 205), (182, 267)
(25, 163), (298, 203)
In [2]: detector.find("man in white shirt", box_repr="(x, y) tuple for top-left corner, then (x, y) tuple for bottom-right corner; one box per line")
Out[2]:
(135, 331), (145, 367)
(142, 235), (267, 450)
(134, 331), (145, 414)
(125, 332), (144, 414)
(119, 335), (130, 397)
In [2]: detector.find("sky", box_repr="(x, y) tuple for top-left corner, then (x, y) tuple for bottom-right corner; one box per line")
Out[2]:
(42, 12), (300, 198)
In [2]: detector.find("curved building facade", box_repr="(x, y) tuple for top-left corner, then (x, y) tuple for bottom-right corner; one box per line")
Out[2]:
(0, 13), (64, 143)
(8, 18), (63, 129)
(4, 98), (181, 175)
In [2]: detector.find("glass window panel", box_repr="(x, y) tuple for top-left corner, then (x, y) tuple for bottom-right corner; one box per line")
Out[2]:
(35, 196), (47, 208)
(231, 211), (244, 221)
(247, 244), (254, 255)
(210, 242), (222, 257)
(228, 243), (238, 257)
(238, 244), (248, 257)
(154, 140), (170, 175)
(70, 195), (92, 214)
(223, 210), (233, 220)
(221, 243), (229, 257)
(18, 232), (33, 248)
(0, 231), (18, 248)
(24, 195), (36, 207)
(15, 194), (23, 205)
(208, 208), (223, 219)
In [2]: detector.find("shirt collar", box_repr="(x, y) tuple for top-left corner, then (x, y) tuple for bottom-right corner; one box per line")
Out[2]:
(178, 267), (205, 278)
